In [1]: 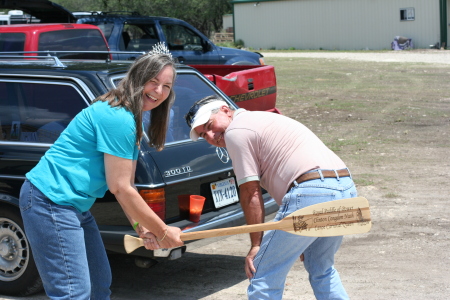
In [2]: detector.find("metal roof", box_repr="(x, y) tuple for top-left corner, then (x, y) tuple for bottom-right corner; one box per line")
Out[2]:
(0, 0), (76, 23)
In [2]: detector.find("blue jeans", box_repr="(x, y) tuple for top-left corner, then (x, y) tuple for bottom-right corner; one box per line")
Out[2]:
(248, 171), (357, 300)
(19, 180), (112, 300)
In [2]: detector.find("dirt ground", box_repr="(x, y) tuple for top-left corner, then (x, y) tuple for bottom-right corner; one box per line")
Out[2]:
(2, 50), (449, 299)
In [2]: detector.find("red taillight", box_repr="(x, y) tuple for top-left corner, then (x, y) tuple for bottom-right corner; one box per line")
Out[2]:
(139, 188), (165, 221)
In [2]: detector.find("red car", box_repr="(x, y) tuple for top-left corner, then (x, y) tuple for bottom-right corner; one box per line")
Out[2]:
(0, 23), (111, 59)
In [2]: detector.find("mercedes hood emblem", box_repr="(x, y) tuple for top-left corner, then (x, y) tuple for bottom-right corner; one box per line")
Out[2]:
(216, 147), (230, 163)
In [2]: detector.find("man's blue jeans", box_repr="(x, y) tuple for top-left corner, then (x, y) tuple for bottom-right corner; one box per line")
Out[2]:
(19, 180), (112, 300)
(248, 173), (356, 300)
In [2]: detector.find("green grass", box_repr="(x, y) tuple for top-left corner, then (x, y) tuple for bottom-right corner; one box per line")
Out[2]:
(263, 55), (450, 188)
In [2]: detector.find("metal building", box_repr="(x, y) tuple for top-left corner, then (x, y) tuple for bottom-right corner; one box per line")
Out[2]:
(230, 0), (449, 50)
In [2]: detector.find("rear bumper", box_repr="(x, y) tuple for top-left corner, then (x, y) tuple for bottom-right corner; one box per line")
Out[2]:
(100, 193), (278, 259)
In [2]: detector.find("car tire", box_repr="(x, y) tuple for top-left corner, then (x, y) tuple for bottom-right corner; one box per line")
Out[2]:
(0, 205), (43, 296)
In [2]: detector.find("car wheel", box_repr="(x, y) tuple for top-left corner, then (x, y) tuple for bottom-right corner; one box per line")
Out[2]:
(0, 205), (43, 296)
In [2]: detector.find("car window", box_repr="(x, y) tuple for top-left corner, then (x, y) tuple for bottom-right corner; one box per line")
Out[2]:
(160, 24), (204, 51)
(38, 29), (109, 59)
(142, 73), (222, 143)
(96, 23), (115, 40)
(122, 24), (159, 51)
(0, 80), (88, 143)
(0, 32), (25, 53)
(112, 72), (225, 144)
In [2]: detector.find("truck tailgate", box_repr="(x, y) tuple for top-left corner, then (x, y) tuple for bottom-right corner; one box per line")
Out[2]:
(190, 64), (279, 113)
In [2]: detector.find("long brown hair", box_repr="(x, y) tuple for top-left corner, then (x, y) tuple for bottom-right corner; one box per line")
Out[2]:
(95, 53), (176, 151)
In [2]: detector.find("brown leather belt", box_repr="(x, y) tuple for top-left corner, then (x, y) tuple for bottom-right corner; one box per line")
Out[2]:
(289, 169), (350, 190)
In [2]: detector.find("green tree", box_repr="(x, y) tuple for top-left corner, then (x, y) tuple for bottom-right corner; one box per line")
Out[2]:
(52, 0), (231, 37)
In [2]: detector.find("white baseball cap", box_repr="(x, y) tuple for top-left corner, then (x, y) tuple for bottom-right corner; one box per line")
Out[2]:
(189, 100), (229, 141)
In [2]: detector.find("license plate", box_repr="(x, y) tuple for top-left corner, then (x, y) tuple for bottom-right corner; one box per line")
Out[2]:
(210, 178), (239, 209)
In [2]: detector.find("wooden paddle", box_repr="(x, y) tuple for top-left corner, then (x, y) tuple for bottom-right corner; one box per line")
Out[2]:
(124, 196), (371, 254)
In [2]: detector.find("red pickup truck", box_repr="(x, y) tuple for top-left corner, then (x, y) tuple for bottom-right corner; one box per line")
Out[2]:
(0, 24), (279, 114)
(0, 23), (111, 60)
(191, 64), (280, 114)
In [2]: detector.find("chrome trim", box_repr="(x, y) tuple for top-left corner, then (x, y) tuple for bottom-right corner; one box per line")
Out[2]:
(0, 54), (66, 68)
(164, 167), (233, 185)
(109, 74), (125, 88)
(0, 175), (26, 180)
(216, 147), (230, 164)
(134, 167), (233, 189)
(134, 183), (165, 189)
(0, 141), (52, 147)
(163, 138), (195, 146)
(164, 166), (192, 178)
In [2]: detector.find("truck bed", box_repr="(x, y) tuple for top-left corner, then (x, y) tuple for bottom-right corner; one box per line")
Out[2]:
(189, 64), (280, 113)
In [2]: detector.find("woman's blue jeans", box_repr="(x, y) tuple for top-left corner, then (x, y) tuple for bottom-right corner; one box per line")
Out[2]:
(19, 180), (112, 300)
(248, 173), (357, 300)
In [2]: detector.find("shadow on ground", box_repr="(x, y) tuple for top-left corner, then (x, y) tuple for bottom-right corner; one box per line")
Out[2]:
(109, 251), (248, 299)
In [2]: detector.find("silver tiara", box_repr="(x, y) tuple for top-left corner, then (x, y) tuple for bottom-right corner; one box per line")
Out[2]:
(147, 42), (173, 59)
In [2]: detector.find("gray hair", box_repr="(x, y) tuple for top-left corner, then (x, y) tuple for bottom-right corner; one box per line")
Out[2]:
(184, 95), (235, 127)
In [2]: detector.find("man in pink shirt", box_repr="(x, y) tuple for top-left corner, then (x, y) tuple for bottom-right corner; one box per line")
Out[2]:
(186, 96), (356, 300)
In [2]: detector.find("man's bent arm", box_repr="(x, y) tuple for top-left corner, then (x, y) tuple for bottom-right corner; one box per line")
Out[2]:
(239, 180), (265, 246)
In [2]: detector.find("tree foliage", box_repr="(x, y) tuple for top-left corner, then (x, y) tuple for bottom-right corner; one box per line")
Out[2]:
(52, 0), (232, 37)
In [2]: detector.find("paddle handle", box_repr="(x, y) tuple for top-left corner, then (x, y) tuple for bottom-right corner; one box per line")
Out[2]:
(124, 222), (281, 253)
(180, 221), (281, 241)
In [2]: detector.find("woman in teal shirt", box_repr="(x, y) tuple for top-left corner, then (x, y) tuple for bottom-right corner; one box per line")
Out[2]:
(19, 45), (184, 299)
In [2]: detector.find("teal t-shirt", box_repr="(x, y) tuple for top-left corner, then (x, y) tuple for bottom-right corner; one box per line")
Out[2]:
(26, 100), (139, 212)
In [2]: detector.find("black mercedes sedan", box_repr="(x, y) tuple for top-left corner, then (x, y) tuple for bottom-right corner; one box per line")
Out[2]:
(0, 55), (277, 296)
